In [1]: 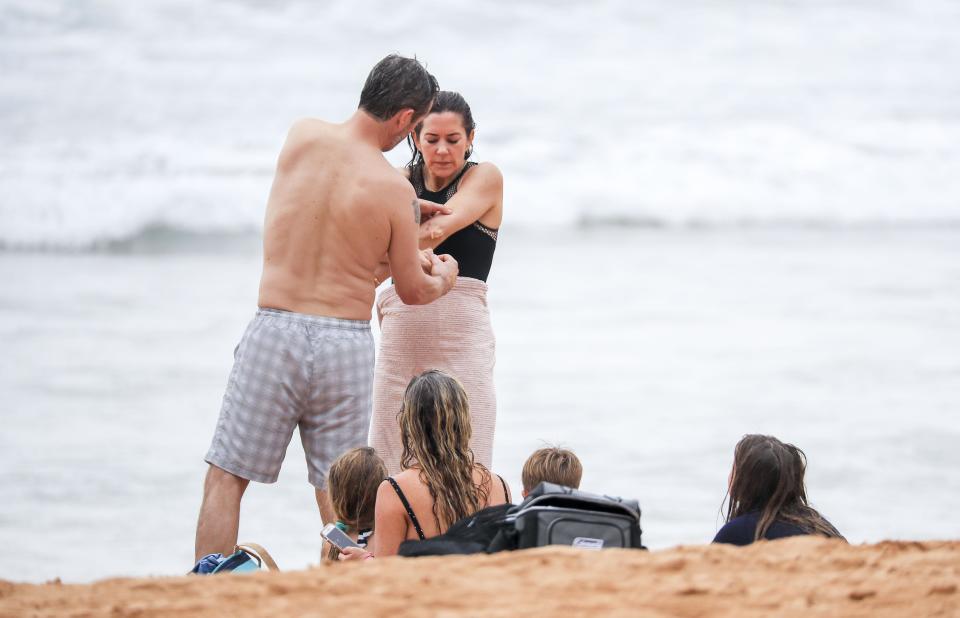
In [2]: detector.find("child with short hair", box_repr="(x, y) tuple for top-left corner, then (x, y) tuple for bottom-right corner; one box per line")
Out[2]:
(521, 446), (583, 497)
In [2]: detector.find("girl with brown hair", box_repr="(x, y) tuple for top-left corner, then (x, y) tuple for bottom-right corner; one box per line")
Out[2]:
(714, 434), (845, 545)
(345, 370), (510, 559)
(325, 447), (387, 560)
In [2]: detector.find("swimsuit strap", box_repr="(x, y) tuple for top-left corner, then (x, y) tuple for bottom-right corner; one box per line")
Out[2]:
(497, 474), (511, 503)
(387, 477), (426, 541)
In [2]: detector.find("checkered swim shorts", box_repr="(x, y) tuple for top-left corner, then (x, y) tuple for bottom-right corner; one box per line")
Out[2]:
(205, 308), (374, 489)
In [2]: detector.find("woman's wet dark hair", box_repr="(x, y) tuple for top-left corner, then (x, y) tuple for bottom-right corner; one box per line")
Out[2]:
(358, 54), (439, 122)
(725, 434), (845, 542)
(406, 91), (476, 167)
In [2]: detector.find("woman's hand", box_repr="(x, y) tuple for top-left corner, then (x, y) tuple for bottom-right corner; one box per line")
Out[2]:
(338, 546), (373, 561)
(419, 218), (445, 244)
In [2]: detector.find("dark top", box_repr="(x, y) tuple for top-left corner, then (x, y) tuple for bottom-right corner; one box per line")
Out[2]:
(409, 162), (498, 282)
(712, 511), (813, 546)
(387, 475), (511, 542)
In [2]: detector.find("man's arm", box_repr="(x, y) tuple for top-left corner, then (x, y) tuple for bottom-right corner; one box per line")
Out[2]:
(388, 187), (458, 304)
(419, 163), (503, 249)
(373, 249), (434, 287)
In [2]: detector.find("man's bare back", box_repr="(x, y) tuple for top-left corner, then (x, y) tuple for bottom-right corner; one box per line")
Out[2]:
(258, 118), (456, 320)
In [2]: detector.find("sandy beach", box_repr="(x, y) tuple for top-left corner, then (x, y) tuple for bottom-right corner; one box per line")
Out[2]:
(2, 538), (956, 617)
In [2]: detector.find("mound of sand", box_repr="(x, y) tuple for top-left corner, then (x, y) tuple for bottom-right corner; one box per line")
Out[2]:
(2, 538), (957, 617)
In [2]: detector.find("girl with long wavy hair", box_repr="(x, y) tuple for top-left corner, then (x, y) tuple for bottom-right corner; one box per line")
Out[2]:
(344, 370), (510, 559)
(714, 434), (845, 545)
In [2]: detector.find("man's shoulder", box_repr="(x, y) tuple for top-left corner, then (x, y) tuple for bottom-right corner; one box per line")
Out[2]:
(284, 118), (337, 150)
(275, 118), (337, 171)
(363, 167), (415, 208)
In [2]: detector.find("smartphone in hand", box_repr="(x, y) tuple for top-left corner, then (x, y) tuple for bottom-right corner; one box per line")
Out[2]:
(321, 522), (363, 551)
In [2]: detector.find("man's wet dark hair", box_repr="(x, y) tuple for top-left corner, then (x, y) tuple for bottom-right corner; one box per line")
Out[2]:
(407, 91), (476, 167)
(358, 54), (439, 122)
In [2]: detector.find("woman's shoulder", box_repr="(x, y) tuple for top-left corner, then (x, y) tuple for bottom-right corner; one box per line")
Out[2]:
(471, 466), (510, 503)
(462, 161), (503, 186)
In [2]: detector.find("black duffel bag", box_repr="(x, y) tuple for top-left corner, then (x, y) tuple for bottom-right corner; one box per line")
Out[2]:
(399, 482), (645, 556)
(492, 482), (645, 551)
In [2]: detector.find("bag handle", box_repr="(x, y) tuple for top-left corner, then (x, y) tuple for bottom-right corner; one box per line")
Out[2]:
(236, 542), (280, 572)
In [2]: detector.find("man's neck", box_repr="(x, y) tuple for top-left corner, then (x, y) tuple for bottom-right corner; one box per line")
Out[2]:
(343, 109), (388, 151)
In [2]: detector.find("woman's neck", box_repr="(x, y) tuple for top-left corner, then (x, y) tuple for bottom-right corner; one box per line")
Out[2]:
(422, 163), (465, 193)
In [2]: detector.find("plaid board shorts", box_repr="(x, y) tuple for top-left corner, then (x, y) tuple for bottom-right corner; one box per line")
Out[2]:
(205, 308), (374, 489)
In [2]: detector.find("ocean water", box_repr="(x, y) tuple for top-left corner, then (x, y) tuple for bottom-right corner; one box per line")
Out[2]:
(2, 227), (959, 582)
(2, 0), (960, 583)
(2, 0), (960, 247)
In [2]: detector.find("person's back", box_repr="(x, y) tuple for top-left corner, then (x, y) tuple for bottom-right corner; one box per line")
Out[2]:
(379, 464), (509, 547)
(712, 511), (809, 546)
(259, 120), (418, 320)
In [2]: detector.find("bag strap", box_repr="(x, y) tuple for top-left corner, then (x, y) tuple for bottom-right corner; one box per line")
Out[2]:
(236, 542), (280, 572)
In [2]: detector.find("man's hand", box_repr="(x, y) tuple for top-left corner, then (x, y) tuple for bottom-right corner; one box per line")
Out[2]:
(420, 199), (452, 221)
(430, 253), (459, 293)
(419, 249), (434, 274)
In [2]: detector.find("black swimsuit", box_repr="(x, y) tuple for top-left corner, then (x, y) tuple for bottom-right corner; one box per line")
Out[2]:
(410, 162), (498, 282)
(387, 475), (511, 541)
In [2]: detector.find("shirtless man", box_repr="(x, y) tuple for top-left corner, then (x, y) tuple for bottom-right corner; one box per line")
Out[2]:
(194, 55), (458, 563)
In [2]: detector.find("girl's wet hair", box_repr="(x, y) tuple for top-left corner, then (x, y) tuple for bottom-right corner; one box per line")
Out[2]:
(407, 91), (476, 167)
(326, 446), (387, 560)
(398, 369), (490, 530)
(725, 434), (844, 541)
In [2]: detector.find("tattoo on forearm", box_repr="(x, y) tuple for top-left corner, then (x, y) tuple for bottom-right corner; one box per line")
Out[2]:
(411, 198), (421, 225)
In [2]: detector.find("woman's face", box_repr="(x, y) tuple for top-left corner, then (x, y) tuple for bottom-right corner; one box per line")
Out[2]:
(414, 111), (474, 178)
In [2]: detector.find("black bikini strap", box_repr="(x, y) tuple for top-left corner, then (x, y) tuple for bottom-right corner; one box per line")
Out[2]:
(498, 474), (511, 503)
(387, 477), (426, 541)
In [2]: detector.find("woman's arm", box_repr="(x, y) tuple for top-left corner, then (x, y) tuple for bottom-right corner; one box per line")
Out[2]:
(419, 163), (503, 250)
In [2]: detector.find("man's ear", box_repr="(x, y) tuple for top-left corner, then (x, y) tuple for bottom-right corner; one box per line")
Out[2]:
(394, 108), (415, 130)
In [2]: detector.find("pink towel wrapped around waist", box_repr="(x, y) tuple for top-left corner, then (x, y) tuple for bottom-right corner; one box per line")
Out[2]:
(369, 277), (497, 475)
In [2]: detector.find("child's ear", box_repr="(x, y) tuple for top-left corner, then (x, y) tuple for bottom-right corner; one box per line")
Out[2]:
(521, 489), (529, 498)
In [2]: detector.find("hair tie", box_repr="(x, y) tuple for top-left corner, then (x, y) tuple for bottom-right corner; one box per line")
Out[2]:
(335, 521), (349, 532)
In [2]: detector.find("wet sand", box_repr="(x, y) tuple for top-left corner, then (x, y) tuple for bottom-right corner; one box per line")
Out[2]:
(2, 538), (957, 617)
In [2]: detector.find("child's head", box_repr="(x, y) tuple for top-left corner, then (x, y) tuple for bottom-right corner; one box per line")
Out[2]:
(725, 434), (844, 541)
(326, 447), (387, 559)
(521, 446), (583, 496)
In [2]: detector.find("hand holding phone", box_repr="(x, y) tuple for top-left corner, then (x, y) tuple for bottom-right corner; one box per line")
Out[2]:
(321, 522), (362, 552)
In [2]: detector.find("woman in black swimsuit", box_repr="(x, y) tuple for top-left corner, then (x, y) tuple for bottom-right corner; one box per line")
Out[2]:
(370, 91), (504, 475)
(361, 370), (509, 558)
